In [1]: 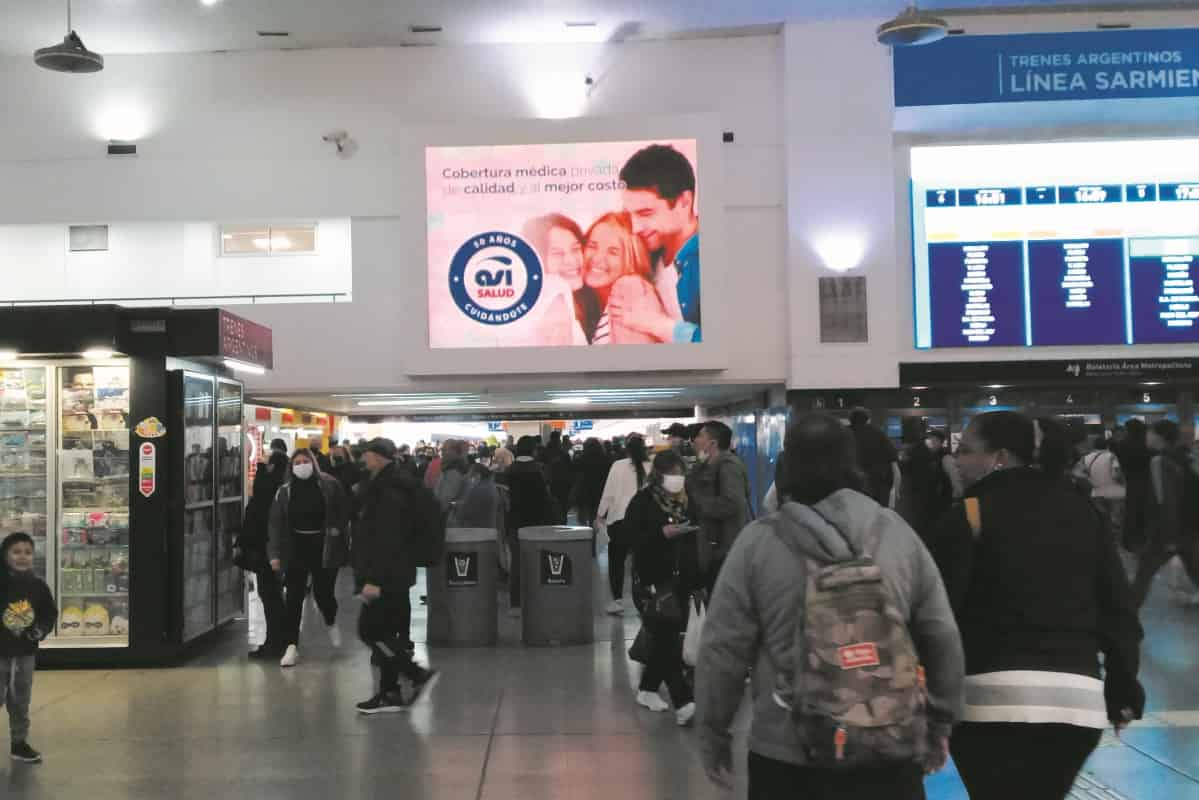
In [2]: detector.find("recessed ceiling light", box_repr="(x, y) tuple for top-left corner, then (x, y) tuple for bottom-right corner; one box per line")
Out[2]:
(549, 397), (591, 405)
(224, 358), (265, 375)
(200, 0), (222, 7)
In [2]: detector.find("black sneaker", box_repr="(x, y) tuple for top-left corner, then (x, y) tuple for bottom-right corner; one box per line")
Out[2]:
(355, 691), (407, 715)
(407, 669), (440, 705)
(248, 645), (280, 660)
(11, 742), (42, 763)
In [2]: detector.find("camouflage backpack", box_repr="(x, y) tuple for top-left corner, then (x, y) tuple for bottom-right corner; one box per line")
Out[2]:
(768, 511), (928, 767)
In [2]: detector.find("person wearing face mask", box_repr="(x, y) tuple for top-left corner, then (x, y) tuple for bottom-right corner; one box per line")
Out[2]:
(268, 450), (349, 668)
(626, 451), (700, 725)
(237, 450), (290, 659)
(687, 421), (752, 594)
(928, 412), (1144, 800)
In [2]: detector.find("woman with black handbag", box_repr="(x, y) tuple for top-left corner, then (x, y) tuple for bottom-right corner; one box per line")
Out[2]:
(236, 451), (289, 659)
(627, 450), (701, 726)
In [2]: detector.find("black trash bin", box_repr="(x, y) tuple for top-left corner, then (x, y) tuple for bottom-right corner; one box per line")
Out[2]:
(427, 528), (499, 647)
(518, 526), (594, 646)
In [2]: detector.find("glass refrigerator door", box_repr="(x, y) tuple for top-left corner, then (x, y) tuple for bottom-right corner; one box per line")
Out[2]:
(0, 368), (50, 584)
(56, 364), (131, 647)
(182, 373), (216, 641)
(215, 379), (244, 622)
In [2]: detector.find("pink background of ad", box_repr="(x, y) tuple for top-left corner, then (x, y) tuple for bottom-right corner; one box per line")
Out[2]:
(426, 139), (699, 349)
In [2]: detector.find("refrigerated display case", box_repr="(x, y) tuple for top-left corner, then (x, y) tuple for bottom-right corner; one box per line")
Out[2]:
(181, 373), (216, 642)
(0, 368), (49, 581)
(215, 379), (244, 624)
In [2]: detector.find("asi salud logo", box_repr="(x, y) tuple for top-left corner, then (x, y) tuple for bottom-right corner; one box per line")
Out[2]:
(449, 232), (543, 325)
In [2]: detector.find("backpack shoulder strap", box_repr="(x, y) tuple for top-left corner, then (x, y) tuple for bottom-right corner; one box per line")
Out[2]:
(963, 496), (982, 541)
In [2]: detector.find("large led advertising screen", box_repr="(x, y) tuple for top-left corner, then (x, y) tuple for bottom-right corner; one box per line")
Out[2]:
(911, 139), (1199, 349)
(426, 139), (700, 349)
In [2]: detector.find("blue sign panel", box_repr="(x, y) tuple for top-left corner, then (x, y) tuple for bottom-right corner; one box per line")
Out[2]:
(894, 28), (1199, 107)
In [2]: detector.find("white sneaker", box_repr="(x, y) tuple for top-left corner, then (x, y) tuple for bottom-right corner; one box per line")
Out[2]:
(328, 625), (342, 649)
(279, 645), (298, 668)
(675, 702), (696, 727)
(606, 600), (624, 616)
(636, 691), (669, 712)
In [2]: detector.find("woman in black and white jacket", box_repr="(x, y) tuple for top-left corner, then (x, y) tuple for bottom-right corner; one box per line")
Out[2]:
(929, 411), (1144, 800)
(268, 450), (349, 668)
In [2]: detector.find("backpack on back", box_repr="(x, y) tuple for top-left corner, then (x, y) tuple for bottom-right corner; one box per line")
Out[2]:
(768, 511), (928, 767)
(406, 482), (448, 568)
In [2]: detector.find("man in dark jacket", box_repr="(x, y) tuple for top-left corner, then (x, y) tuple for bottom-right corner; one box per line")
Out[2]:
(850, 408), (900, 507)
(688, 421), (752, 591)
(1130, 420), (1199, 608)
(353, 438), (438, 714)
(505, 436), (557, 612)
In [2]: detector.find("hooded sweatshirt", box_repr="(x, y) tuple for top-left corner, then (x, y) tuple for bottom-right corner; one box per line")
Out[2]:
(695, 489), (964, 769)
(0, 570), (57, 657)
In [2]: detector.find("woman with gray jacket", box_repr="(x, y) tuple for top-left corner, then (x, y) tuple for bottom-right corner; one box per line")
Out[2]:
(695, 414), (964, 798)
(268, 449), (349, 668)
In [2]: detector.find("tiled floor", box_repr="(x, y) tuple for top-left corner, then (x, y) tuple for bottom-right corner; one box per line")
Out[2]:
(3, 552), (1198, 799)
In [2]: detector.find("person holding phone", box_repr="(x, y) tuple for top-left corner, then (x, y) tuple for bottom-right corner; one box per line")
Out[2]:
(627, 450), (700, 725)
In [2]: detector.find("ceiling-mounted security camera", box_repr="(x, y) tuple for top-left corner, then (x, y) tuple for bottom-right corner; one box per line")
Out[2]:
(877, 5), (949, 47)
(321, 130), (357, 159)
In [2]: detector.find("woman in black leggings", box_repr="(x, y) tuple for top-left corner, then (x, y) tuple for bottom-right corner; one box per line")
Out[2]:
(268, 450), (348, 668)
(628, 450), (700, 725)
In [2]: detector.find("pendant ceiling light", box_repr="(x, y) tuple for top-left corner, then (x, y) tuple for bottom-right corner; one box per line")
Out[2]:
(35, 0), (104, 73)
(877, 4), (949, 47)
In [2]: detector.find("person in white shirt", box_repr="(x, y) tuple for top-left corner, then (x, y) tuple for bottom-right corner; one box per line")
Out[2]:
(596, 436), (653, 614)
(1073, 437), (1126, 545)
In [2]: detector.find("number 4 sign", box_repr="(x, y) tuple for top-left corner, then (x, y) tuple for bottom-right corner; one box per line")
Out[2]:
(139, 442), (157, 498)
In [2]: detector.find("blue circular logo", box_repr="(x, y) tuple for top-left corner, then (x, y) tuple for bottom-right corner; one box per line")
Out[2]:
(449, 232), (543, 325)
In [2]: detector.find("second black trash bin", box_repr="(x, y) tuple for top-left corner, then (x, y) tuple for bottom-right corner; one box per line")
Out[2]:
(427, 528), (499, 647)
(518, 526), (594, 645)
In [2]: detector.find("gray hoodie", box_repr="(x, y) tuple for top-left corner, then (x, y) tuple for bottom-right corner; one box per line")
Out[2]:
(695, 489), (964, 770)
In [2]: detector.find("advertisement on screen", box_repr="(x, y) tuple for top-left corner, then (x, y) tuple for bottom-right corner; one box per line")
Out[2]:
(911, 139), (1199, 350)
(426, 140), (700, 349)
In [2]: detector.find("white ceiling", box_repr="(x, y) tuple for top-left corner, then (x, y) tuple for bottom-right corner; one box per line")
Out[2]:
(4, 1), (1192, 55)
(249, 382), (773, 417)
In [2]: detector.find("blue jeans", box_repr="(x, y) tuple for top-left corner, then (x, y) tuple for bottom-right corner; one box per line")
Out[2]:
(0, 655), (35, 743)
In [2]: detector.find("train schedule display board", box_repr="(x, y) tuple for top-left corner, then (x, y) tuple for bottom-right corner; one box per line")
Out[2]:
(912, 139), (1199, 349)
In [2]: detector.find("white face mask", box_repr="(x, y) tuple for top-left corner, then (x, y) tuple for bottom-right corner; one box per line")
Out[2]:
(662, 474), (686, 494)
(292, 463), (315, 480)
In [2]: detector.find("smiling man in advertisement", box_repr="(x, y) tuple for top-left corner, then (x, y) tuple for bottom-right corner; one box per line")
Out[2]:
(426, 139), (700, 349)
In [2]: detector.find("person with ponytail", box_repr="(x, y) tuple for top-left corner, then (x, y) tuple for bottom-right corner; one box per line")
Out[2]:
(596, 435), (653, 614)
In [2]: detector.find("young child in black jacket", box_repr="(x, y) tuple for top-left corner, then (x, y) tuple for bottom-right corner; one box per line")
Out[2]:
(0, 532), (57, 764)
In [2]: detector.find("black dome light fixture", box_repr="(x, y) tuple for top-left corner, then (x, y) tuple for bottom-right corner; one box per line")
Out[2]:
(877, 4), (950, 47)
(35, 0), (104, 73)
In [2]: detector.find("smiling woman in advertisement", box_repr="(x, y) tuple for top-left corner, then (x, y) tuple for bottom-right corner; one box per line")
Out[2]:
(584, 212), (662, 345)
(521, 214), (603, 344)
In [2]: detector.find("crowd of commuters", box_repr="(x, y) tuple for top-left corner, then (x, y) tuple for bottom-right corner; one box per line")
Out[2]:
(215, 406), (1186, 798)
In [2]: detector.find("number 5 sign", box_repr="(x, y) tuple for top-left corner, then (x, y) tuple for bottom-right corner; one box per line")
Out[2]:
(139, 442), (157, 498)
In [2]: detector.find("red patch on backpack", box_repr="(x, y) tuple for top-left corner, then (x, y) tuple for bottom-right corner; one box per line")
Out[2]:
(838, 643), (880, 670)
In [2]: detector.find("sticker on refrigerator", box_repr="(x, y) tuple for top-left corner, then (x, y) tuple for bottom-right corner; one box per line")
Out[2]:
(540, 551), (573, 586)
(135, 417), (167, 438)
(138, 442), (156, 498)
(446, 551), (479, 587)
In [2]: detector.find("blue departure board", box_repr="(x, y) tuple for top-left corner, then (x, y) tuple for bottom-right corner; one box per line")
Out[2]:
(912, 140), (1199, 349)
